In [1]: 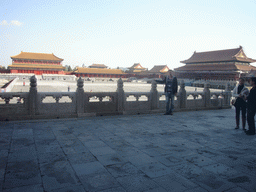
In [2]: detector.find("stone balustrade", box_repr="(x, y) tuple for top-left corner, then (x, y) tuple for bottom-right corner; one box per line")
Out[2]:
(0, 76), (232, 121)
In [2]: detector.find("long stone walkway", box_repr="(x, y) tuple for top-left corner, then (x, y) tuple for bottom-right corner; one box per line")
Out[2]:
(0, 109), (255, 192)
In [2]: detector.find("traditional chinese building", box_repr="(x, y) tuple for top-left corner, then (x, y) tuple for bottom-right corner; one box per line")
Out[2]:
(74, 67), (127, 78)
(147, 65), (170, 78)
(125, 63), (148, 78)
(127, 63), (148, 73)
(9, 51), (65, 75)
(175, 46), (256, 80)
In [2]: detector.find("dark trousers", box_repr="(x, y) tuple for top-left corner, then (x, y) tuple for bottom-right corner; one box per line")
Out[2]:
(247, 109), (256, 134)
(235, 104), (246, 128)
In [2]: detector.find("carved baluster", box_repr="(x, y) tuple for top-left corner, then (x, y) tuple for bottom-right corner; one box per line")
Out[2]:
(178, 80), (186, 108)
(116, 78), (124, 112)
(5, 97), (11, 104)
(150, 80), (158, 109)
(136, 95), (139, 101)
(55, 96), (60, 103)
(76, 77), (85, 114)
(29, 75), (37, 115)
(203, 82), (210, 108)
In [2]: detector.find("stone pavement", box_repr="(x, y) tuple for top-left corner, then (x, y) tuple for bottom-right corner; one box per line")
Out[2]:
(0, 108), (256, 192)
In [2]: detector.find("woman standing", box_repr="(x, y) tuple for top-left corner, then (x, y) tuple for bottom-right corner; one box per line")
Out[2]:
(232, 78), (249, 130)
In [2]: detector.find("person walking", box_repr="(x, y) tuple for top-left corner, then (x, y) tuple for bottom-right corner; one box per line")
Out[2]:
(232, 78), (249, 130)
(245, 77), (256, 135)
(156, 71), (178, 115)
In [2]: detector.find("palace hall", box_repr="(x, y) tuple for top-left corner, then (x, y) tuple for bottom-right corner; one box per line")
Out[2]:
(9, 52), (65, 75)
(175, 46), (256, 80)
(73, 67), (127, 78)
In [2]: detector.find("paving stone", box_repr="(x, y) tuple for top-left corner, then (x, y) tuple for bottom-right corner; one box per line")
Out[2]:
(190, 172), (236, 192)
(153, 155), (185, 167)
(168, 173), (199, 189)
(82, 140), (108, 149)
(126, 153), (157, 166)
(3, 184), (44, 192)
(4, 160), (41, 189)
(40, 161), (80, 191)
(66, 152), (97, 164)
(230, 175), (256, 192)
(184, 154), (216, 167)
(8, 147), (37, 162)
(224, 187), (250, 192)
(10, 138), (35, 151)
(106, 162), (144, 178)
(171, 163), (211, 179)
(116, 175), (159, 192)
(98, 186), (126, 192)
(36, 143), (62, 153)
(153, 175), (187, 192)
(182, 186), (208, 192)
(34, 138), (58, 146)
(115, 146), (143, 157)
(202, 163), (239, 178)
(0, 140), (11, 151)
(0, 169), (5, 181)
(79, 172), (120, 192)
(137, 162), (173, 178)
(12, 129), (33, 139)
(37, 151), (67, 164)
(96, 153), (128, 166)
(72, 161), (106, 176)
(143, 187), (168, 192)
(89, 146), (116, 157)
(47, 184), (86, 192)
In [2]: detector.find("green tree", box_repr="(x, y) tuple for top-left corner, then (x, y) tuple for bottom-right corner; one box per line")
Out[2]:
(68, 66), (72, 71)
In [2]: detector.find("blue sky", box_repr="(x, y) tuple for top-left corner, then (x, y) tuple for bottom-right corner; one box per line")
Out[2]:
(1, 0), (256, 70)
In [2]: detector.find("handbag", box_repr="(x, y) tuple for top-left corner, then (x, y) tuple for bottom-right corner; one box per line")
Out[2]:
(231, 98), (236, 106)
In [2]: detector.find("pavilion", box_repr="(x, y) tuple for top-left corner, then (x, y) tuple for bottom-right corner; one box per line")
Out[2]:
(175, 46), (256, 80)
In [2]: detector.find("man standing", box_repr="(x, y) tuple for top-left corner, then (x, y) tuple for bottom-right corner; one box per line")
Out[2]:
(246, 77), (256, 135)
(156, 71), (178, 115)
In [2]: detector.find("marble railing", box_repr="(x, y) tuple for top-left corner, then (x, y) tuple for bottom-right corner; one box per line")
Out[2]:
(0, 76), (232, 120)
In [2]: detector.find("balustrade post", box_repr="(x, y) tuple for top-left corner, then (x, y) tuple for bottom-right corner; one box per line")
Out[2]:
(76, 77), (85, 114)
(203, 82), (211, 108)
(28, 75), (37, 116)
(224, 82), (231, 107)
(178, 80), (186, 108)
(116, 78), (124, 113)
(150, 80), (158, 110)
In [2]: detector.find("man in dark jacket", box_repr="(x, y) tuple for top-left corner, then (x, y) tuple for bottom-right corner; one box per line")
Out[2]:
(156, 72), (178, 115)
(246, 77), (256, 135)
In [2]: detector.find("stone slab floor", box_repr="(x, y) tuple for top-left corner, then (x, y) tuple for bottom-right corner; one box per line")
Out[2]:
(0, 109), (256, 192)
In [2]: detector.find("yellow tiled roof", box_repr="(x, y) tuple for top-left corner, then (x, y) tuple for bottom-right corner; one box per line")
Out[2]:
(8, 64), (65, 69)
(11, 51), (63, 61)
(75, 67), (125, 75)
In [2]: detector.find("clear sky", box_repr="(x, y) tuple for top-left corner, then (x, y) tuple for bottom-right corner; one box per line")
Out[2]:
(1, 0), (256, 70)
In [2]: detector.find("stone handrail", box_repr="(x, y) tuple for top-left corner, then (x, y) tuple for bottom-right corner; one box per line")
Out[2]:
(0, 76), (232, 121)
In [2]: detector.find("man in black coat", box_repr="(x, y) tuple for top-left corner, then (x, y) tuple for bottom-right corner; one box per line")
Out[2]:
(156, 71), (178, 115)
(246, 77), (256, 135)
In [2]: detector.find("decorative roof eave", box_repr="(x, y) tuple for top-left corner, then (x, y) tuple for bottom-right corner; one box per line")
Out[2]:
(180, 47), (256, 64)
(11, 51), (64, 61)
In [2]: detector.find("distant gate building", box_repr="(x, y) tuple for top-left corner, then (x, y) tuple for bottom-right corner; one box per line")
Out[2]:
(9, 52), (65, 75)
(175, 46), (256, 80)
